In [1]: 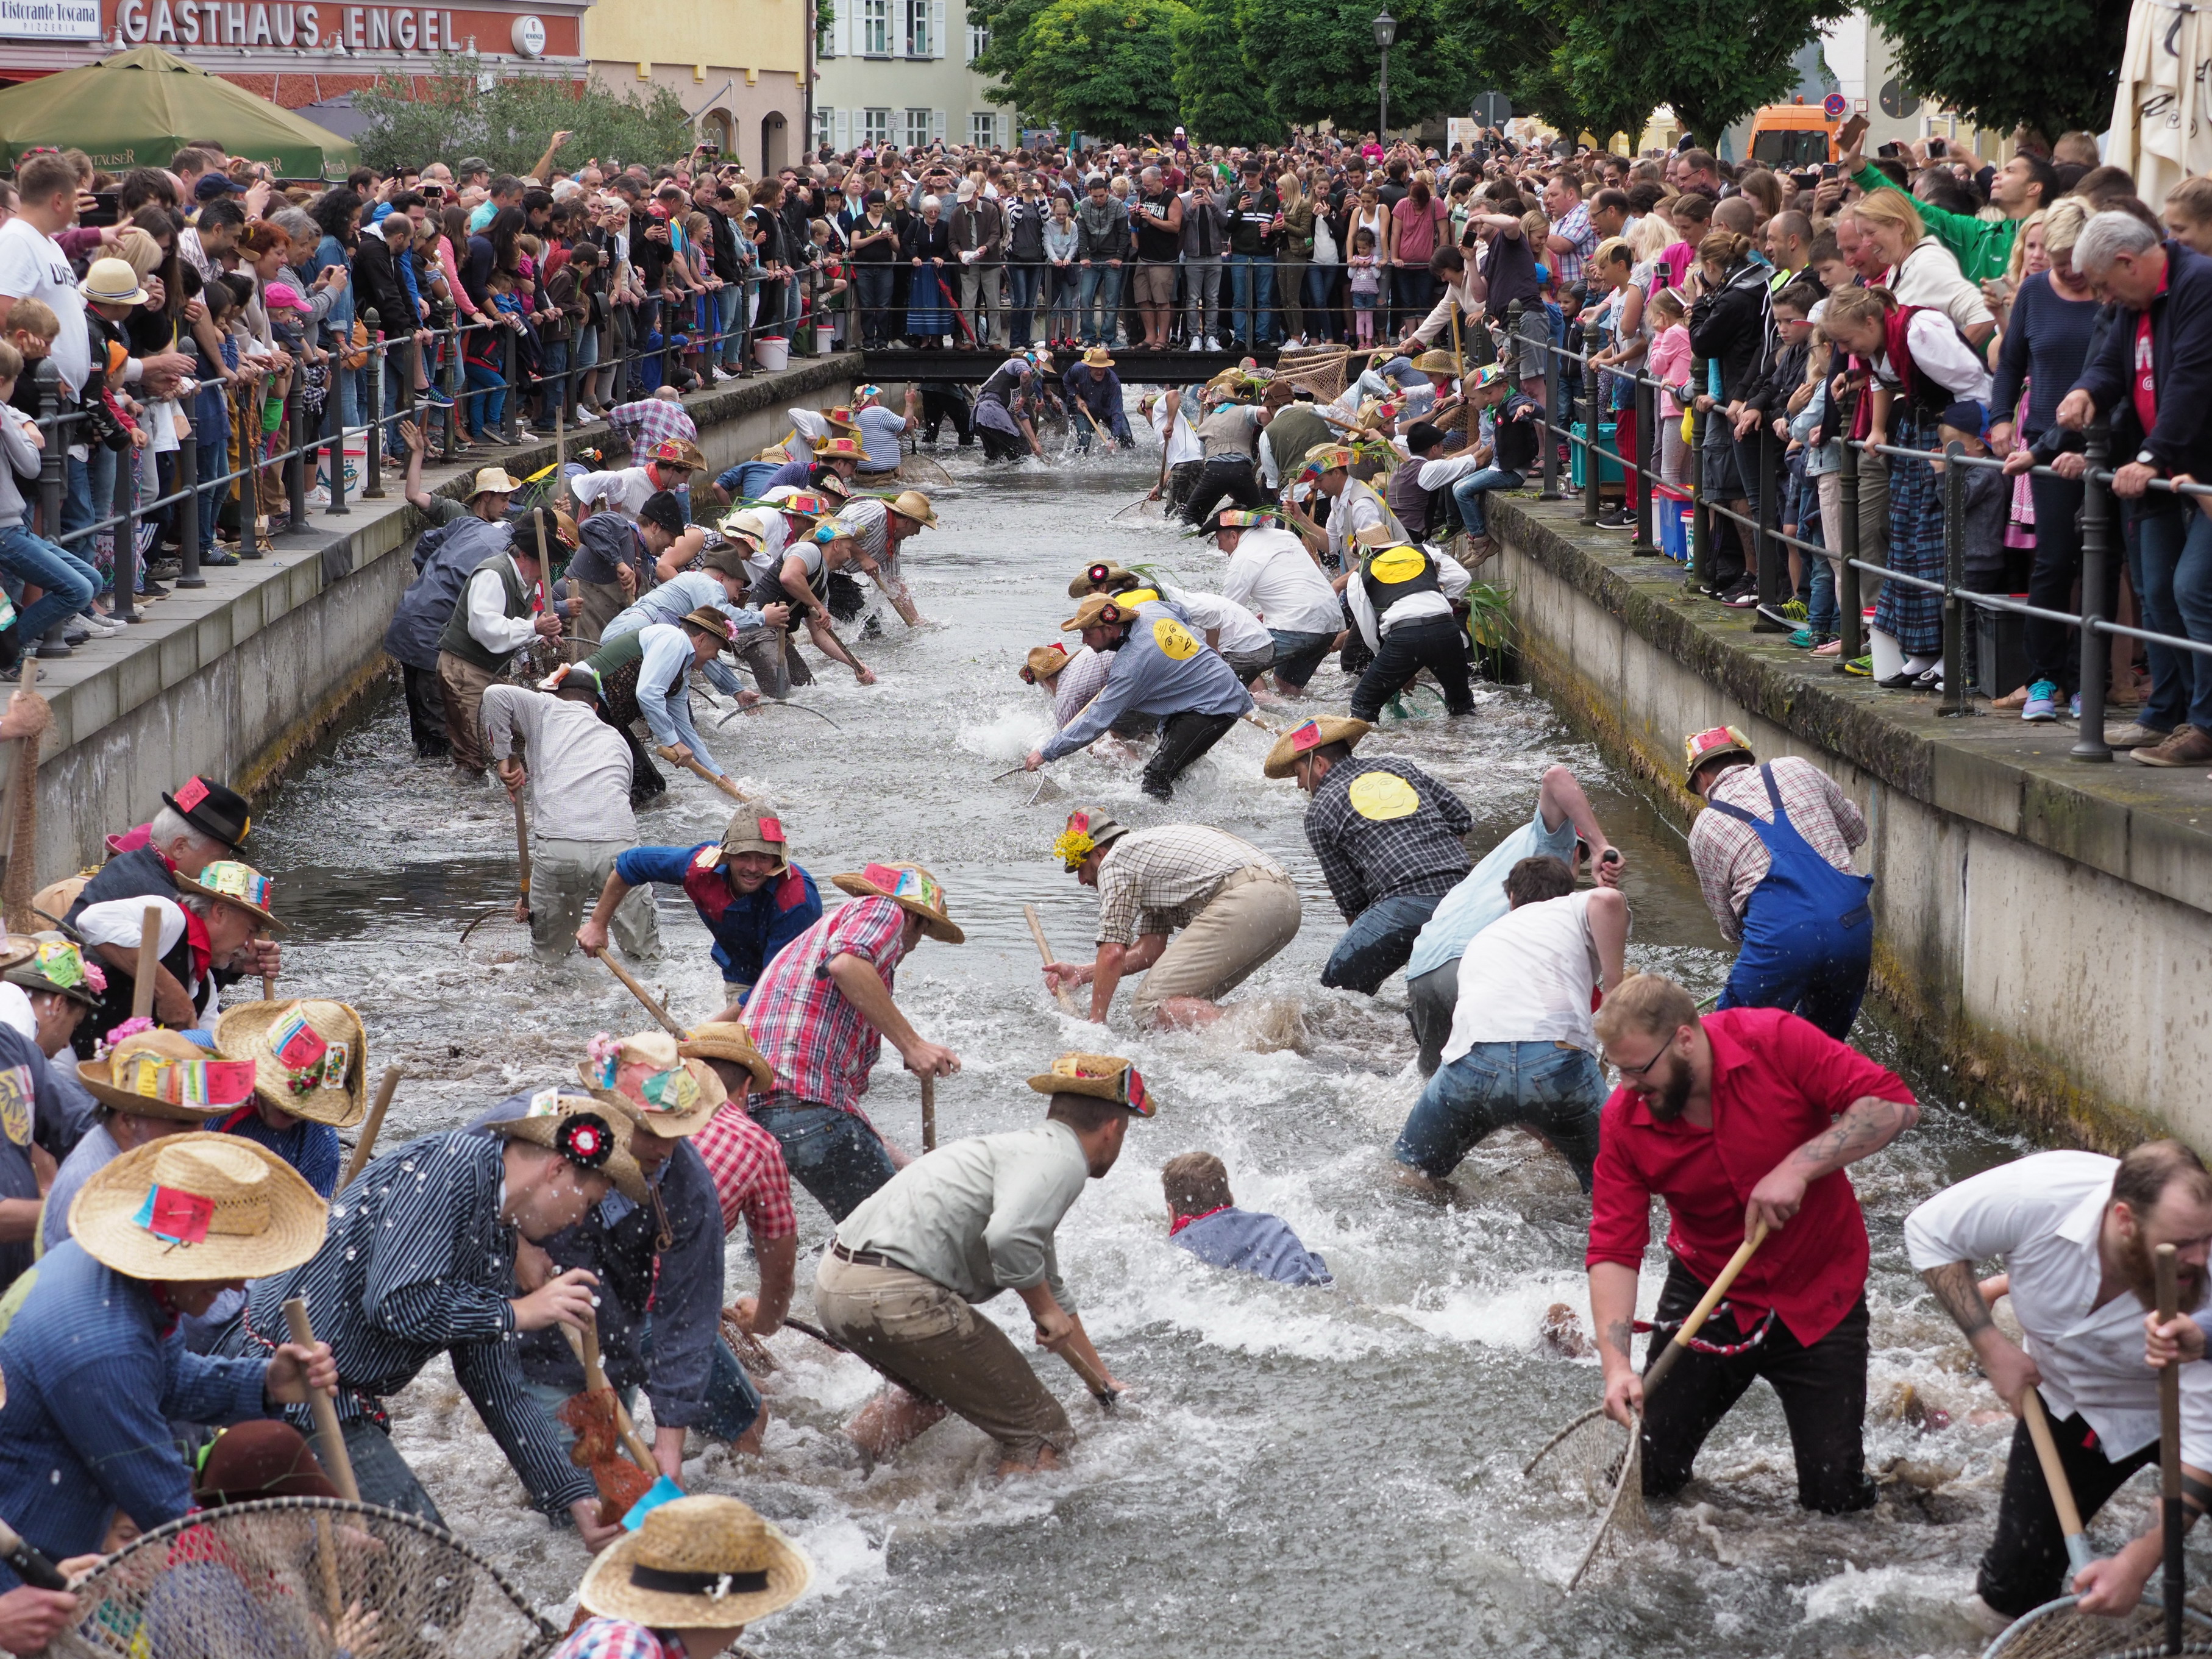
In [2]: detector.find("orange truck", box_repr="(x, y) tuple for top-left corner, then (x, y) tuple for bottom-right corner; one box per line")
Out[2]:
(1746, 101), (1840, 169)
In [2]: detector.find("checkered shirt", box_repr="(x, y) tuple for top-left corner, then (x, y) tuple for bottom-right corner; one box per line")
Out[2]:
(1303, 758), (1473, 922)
(1551, 201), (1596, 287)
(1093, 825), (1286, 946)
(549, 1620), (674, 1659)
(1687, 757), (1868, 946)
(603, 396), (700, 458)
(743, 895), (909, 1117)
(691, 1098), (799, 1240)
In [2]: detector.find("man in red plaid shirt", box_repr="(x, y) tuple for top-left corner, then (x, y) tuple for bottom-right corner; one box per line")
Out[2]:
(712, 861), (965, 1221)
(681, 1023), (799, 1341)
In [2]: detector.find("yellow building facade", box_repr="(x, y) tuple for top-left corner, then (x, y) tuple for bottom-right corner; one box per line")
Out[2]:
(585, 0), (811, 175)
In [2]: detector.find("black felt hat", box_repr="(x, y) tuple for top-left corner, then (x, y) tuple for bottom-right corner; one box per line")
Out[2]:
(161, 776), (251, 850)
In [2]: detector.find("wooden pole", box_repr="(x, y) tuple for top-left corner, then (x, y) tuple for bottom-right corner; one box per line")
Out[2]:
(338, 1065), (402, 1192)
(655, 745), (747, 802)
(1641, 1217), (1769, 1398)
(598, 948), (685, 1036)
(280, 1296), (361, 1502)
(130, 903), (160, 1021)
(513, 789), (532, 919)
(920, 1073), (936, 1151)
(0, 661), (38, 936)
(2158, 1242), (2183, 1655)
(1025, 903), (1079, 1015)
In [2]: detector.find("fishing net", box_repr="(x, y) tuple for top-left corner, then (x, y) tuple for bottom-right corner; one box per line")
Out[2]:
(558, 1388), (656, 1527)
(1983, 1597), (2212, 1659)
(50, 1497), (558, 1659)
(1273, 344), (1351, 404)
(1521, 1405), (1648, 1590)
(720, 1306), (778, 1376)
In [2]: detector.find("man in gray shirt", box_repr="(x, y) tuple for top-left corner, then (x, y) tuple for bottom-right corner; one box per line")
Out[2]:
(813, 1051), (1150, 1476)
(482, 667), (653, 964)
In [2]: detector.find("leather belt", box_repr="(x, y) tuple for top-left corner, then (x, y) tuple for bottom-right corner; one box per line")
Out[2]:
(830, 1241), (896, 1269)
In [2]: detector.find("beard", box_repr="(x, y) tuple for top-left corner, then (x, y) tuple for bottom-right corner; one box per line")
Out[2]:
(2122, 1226), (2210, 1312)
(1642, 1062), (1695, 1124)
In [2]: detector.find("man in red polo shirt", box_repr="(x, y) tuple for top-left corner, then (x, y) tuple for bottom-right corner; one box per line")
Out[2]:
(1587, 973), (1921, 1512)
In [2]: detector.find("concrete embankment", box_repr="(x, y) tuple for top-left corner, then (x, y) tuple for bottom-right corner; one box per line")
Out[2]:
(1493, 495), (2212, 1149)
(7, 354), (858, 884)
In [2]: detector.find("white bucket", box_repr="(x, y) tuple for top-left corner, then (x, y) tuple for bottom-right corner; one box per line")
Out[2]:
(1869, 627), (1902, 682)
(815, 323), (837, 353)
(755, 336), (790, 372)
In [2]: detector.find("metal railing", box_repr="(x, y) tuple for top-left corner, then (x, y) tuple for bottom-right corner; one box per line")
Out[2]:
(13, 266), (830, 641)
(1501, 300), (2210, 764)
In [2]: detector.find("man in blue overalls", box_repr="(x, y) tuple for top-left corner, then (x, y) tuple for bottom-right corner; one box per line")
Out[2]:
(574, 803), (823, 1007)
(1684, 725), (1874, 1040)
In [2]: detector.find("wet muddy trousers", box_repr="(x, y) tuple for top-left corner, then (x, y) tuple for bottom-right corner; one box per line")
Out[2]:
(1640, 1255), (1876, 1513)
(1978, 1397), (2157, 1616)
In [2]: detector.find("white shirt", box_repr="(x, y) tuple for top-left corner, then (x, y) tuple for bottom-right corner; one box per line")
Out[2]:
(1904, 1150), (2212, 1467)
(1155, 394), (1203, 467)
(1164, 585), (1271, 655)
(1325, 478), (1404, 571)
(479, 685), (636, 844)
(1874, 309), (1993, 405)
(464, 556), (539, 653)
(1891, 236), (1995, 336)
(0, 219), (91, 398)
(1345, 542), (1470, 647)
(1440, 889), (1602, 1064)
(572, 467), (658, 516)
(1220, 526), (1343, 636)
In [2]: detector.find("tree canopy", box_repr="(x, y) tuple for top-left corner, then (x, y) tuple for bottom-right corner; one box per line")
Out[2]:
(355, 55), (692, 175)
(1858, 0), (2127, 136)
(997, 0), (1187, 137)
(1172, 0), (1280, 149)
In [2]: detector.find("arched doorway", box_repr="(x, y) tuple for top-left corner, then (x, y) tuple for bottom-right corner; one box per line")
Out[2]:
(702, 109), (734, 158)
(761, 111), (788, 175)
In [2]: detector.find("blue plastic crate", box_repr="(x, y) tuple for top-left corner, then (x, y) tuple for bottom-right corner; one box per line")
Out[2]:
(1657, 492), (1693, 561)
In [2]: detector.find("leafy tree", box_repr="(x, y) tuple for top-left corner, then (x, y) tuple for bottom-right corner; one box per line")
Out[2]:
(1611, 0), (1851, 143)
(969, 0), (1064, 107)
(1172, 0), (1279, 147)
(1001, 0), (1189, 138)
(1248, 0), (1476, 137)
(355, 55), (695, 175)
(1859, 0), (2126, 135)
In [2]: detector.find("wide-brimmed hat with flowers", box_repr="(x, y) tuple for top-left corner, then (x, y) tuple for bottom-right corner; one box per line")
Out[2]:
(213, 998), (368, 1129)
(488, 1090), (649, 1204)
(71, 1132), (327, 1282)
(830, 862), (964, 944)
(575, 1031), (727, 1137)
(79, 1029), (259, 1120)
(1025, 1052), (1157, 1117)
(174, 861), (284, 932)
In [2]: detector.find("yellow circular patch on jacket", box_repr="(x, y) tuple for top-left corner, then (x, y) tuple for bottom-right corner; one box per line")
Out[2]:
(1152, 617), (1200, 660)
(1349, 770), (1421, 821)
(1368, 545), (1430, 586)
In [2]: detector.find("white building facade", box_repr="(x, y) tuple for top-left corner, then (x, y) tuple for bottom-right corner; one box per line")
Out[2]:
(811, 0), (1009, 155)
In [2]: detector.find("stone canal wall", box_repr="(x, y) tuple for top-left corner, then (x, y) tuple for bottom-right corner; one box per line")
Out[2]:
(8, 355), (858, 883)
(1492, 494), (2212, 1149)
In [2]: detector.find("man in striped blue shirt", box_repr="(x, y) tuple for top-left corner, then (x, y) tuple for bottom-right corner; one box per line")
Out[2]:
(228, 1098), (647, 1552)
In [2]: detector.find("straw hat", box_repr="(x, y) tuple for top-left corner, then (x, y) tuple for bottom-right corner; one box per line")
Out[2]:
(1303, 445), (1356, 475)
(887, 489), (938, 528)
(79, 257), (149, 307)
(1351, 523), (1407, 550)
(577, 1494), (812, 1629)
(1684, 724), (1755, 782)
(1051, 806), (1128, 871)
(71, 1132), (327, 1282)
(772, 490), (837, 522)
(719, 508), (769, 542)
(213, 999), (369, 1129)
(681, 606), (738, 644)
(1067, 560), (1133, 599)
(697, 801), (791, 875)
(32, 874), (88, 924)
(1262, 716), (1372, 779)
(174, 861), (283, 932)
(6, 937), (102, 1008)
(576, 1031), (728, 1138)
(0, 933), (37, 978)
(488, 1091), (649, 1204)
(78, 1029), (260, 1119)
(1061, 592), (1139, 633)
(678, 1023), (775, 1093)
(1081, 346), (1115, 369)
(1411, 349), (1462, 375)
(1025, 643), (1071, 682)
(1025, 1052), (1156, 1117)
(647, 438), (706, 471)
(469, 466), (524, 499)
(830, 862), (964, 944)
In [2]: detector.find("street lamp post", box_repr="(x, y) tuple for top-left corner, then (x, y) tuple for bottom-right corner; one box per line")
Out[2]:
(1373, 9), (1396, 140)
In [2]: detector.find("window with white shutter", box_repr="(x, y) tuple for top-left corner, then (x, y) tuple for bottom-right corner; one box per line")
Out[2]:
(932, 108), (945, 143)
(864, 108), (891, 146)
(904, 0), (930, 55)
(836, 108), (852, 147)
(905, 107), (933, 149)
(930, 0), (944, 55)
(967, 19), (987, 58)
(862, 0), (889, 53)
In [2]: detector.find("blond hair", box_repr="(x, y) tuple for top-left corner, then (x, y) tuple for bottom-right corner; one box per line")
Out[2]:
(0, 339), (21, 382)
(1846, 188), (1925, 249)
(5, 298), (59, 343)
(2042, 196), (2089, 259)
(1591, 973), (1699, 1047)
(112, 227), (162, 279)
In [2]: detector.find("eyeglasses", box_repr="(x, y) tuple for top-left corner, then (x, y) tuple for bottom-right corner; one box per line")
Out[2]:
(1608, 1042), (1671, 1080)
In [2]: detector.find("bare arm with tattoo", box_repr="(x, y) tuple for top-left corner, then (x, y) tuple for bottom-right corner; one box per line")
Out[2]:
(1744, 1093), (1921, 1234)
(1588, 1259), (1645, 1426)
(1919, 1256), (2041, 1412)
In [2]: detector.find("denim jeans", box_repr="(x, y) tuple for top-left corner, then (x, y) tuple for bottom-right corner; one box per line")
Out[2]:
(2132, 503), (2212, 731)
(537, 338), (568, 421)
(64, 447), (119, 561)
(1320, 890), (1445, 993)
(464, 361), (507, 438)
(0, 525), (96, 641)
(1226, 253), (1274, 344)
(1047, 266), (1079, 339)
(1183, 257), (1222, 341)
(1076, 264), (1123, 345)
(1807, 544), (1839, 634)
(856, 264), (897, 345)
(2123, 502), (2190, 733)
(1267, 627), (1337, 689)
(1394, 1040), (1606, 1190)
(343, 1418), (445, 1523)
(715, 284), (744, 366)
(1450, 467), (1524, 538)
(194, 435), (227, 553)
(1304, 262), (1338, 339)
(748, 1098), (897, 1221)
(1006, 263), (1040, 347)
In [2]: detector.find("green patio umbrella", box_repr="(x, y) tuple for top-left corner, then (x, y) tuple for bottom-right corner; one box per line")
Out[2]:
(0, 46), (359, 180)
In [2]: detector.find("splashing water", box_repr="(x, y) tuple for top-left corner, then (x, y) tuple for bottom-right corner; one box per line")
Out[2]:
(243, 436), (2099, 1655)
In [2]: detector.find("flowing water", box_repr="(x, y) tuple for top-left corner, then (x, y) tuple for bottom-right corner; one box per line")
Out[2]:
(241, 436), (2103, 1657)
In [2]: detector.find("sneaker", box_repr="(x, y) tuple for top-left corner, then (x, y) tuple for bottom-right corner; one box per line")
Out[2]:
(2069, 692), (2082, 720)
(2105, 722), (2170, 749)
(572, 410), (597, 424)
(1779, 598), (1808, 622)
(306, 485), (331, 510)
(76, 614), (119, 638)
(2022, 679), (2061, 723)
(1205, 336), (1220, 351)
(514, 428), (538, 443)
(137, 578), (169, 599)
(1721, 580), (1759, 608)
(1843, 653), (1873, 676)
(1787, 628), (1831, 650)
(423, 386), (454, 409)
(60, 628), (87, 647)
(1993, 684), (2032, 711)
(2132, 725), (2212, 767)
(1187, 337), (1206, 352)
(202, 551), (240, 567)
(1595, 506), (1633, 530)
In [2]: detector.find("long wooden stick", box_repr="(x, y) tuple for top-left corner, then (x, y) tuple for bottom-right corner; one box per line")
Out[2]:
(338, 1065), (402, 1192)
(0, 661), (38, 936)
(920, 1073), (936, 1151)
(561, 1320), (658, 1472)
(280, 1296), (361, 1502)
(1025, 903), (1079, 1015)
(2021, 1387), (2094, 1577)
(130, 903), (160, 1021)
(866, 563), (920, 627)
(1641, 1216), (1769, 1398)
(1054, 1342), (1120, 1411)
(655, 745), (747, 802)
(2158, 1242), (2183, 1655)
(597, 948), (684, 1036)
(513, 789), (532, 918)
